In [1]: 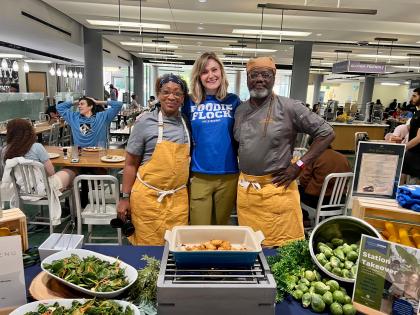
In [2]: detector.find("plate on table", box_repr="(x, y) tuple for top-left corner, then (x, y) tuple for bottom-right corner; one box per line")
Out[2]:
(41, 249), (137, 298)
(82, 147), (101, 152)
(10, 299), (140, 315)
(101, 155), (125, 163)
(48, 153), (60, 159)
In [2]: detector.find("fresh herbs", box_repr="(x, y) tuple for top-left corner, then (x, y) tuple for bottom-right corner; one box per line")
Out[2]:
(43, 254), (128, 292)
(24, 299), (134, 315)
(128, 255), (160, 306)
(267, 239), (316, 302)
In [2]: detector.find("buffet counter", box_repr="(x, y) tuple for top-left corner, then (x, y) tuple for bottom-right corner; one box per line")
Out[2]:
(329, 122), (388, 151)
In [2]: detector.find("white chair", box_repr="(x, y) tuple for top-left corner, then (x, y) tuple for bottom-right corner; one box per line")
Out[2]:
(10, 160), (73, 234)
(73, 175), (122, 245)
(48, 122), (61, 146)
(301, 172), (354, 228)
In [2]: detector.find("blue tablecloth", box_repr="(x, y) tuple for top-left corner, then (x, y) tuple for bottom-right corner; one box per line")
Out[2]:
(24, 245), (329, 315)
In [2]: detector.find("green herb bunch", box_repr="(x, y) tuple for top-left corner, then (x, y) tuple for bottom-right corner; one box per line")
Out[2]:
(128, 255), (160, 306)
(24, 299), (134, 315)
(267, 239), (316, 302)
(43, 254), (128, 292)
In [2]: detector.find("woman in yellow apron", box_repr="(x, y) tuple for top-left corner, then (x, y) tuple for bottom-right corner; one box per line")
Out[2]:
(117, 74), (190, 245)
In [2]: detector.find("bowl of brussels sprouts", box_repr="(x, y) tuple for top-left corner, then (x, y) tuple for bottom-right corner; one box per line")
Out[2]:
(309, 216), (382, 283)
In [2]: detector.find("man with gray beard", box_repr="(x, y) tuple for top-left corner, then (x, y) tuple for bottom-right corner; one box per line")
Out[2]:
(233, 57), (335, 247)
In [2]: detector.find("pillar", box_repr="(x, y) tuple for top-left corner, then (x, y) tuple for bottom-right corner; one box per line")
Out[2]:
(133, 57), (144, 104)
(361, 76), (375, 119)
(290, 41), (313, 102)
(235, 70), (241, 96)
(83, 27), (103, 99)
(312, 74), (324, 105)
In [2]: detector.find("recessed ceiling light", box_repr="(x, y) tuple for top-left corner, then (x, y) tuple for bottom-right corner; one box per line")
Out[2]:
(149, 60), (185, 65)
(232, 29), (311, 37)
(198, 26), (204, 30)
(198, 0), (207, 2)
(0, 54), (24, 58)
(380, 82), (400, 86)
(316, 33), (322, 36)
(137, 52), (182, 58)
(404, 81), (410, 84)
(121, 42), (178, 49)
(221, 57), (250, 62)
(393, 65), (420, 70)
(357, 54), (409, 60)
(416, 41), (420, 44)
(87, 20), (170, 29)
(222, 47), (277, 53)
(24, 60), (52, 64)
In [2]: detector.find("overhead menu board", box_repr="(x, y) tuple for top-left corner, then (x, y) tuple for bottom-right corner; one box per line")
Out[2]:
(332, 60), (386, 74)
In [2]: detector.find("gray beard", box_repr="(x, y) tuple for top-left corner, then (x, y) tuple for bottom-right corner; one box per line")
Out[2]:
(250, 88), (270, 99)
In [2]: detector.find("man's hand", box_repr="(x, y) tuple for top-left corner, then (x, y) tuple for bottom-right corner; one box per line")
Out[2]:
(272, 164), (301, 188)
(117, 198), (131, 221)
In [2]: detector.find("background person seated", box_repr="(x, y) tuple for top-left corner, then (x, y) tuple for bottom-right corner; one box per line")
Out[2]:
(298, 140), (351, 225)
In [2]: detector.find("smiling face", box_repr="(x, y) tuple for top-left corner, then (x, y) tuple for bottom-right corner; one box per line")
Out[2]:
(78, 99), (93, 116)
(158, 81), (185, 116)
(247, 67), (275, 99)
(200, 58), (222, 95)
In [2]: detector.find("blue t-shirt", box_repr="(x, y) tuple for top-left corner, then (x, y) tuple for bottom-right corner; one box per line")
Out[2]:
(182, 93), (240, 174)
(57, 101), (122, 147)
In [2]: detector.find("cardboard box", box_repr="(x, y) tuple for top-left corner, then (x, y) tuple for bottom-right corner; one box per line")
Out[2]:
(0, 208), (28, 251)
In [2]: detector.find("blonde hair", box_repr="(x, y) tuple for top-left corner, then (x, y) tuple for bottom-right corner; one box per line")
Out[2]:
(190, 52), (229, 104)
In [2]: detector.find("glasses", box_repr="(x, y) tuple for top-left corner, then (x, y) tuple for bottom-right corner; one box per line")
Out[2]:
(248, 71), (274, 80)
(160, 90), (184, 98)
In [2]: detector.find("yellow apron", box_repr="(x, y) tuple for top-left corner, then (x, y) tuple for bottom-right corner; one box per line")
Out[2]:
(237, 172), (304, 247)
(128, 111), (190, 245)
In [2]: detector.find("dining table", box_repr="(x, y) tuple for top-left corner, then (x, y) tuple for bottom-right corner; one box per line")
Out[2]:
(44, 145), (126, 169)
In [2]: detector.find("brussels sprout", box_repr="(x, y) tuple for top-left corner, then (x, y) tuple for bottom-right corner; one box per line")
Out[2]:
(334, 248), (346, 261)
(323, 248), (333, 259)
(314, 270), (322, 281)
(322, 291), (333, 305)
(299, 278), (311, 287)
(344, 260), (354, 270)
(326, 242), (333, 249)
(314, 282), (330, 295)
(330, 302), (343, 315)
(332, 267), (343, 277)
(331, 238), (344, 247)
(324, 262), (332, 272)
(292, 289), (304, 300)
(296, 283), (309, 293)
(342, 304), (357, 315)
(317, 242), (327, 250)
(305, 270), (316, 282)
(346, 251), (358, 262)
(339, 262), (345, 268)
(326, 280), (340, 293)
(344, 295), (352, 304)
(333, 290), (346, 304)
(342, 269), (350, 278)
(309, 286), (316, 294)
(342, 244), (352, 255)
(350, 244), (359, 251)
(340, 287), (348, 296)
(302, 292), (312, 308)
(311, 293), (326, 313)
(350, 265), (358, 278)
(330, 256), (341, 268)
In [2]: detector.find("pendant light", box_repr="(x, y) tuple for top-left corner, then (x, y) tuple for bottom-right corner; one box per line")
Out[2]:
(49, 66), (56, 76)
(78, 71), (83, 79)
(63, 68), (68, 77)
(56, 68), (62, 77)
(12, 61), (19, 71)
(68, 69), (73, 78)
(1, 59), (8, 70)
(23, 62), (30, 73)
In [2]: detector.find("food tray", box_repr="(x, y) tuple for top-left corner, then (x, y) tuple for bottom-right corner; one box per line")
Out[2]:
(38, 233), (84, 261)
(164, 225), (264, 268)
(10, 299), (140, 315)
(41, 249), (137, 298)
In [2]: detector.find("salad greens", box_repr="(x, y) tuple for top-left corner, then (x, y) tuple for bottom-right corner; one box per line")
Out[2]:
(43, 254), (128, 292)
(24, 299), (134, 315)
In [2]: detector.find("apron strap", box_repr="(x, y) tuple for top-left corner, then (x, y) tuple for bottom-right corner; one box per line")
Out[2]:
(157, 110), (190, 148)
(239, 178), (261, 190)
(136, 173), (186, 202)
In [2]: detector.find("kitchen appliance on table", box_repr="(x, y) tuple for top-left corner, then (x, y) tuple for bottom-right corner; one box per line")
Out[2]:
(157, 226), (277, 315)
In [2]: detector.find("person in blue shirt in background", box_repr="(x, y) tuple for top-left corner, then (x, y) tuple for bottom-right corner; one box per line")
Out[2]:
(57, 96), (122, 147)
(183, 52), (241, 225)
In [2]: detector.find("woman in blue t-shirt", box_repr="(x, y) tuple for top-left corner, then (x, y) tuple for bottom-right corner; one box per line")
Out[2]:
(183, 52), (241, 225)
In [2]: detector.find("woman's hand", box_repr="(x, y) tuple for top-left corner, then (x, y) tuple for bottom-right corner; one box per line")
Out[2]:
(117, 199), (131, 221)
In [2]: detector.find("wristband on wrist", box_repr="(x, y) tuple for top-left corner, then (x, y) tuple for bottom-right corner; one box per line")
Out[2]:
(120, 192), (131, 199)
(296, 159), (305, 169)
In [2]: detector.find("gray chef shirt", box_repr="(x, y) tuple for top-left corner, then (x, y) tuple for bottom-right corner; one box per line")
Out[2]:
(126, 110), (190, 165)
(233, 94), (333, 175)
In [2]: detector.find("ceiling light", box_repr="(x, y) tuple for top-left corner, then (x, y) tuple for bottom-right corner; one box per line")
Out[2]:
(233, 29), (311, 37)
(392, 65), (420, 70)
(404, 81), (410, 84)
(149, 60), (185, 65)
(320, 62), (333, 66)
(120, 42), (178, 49)
(62, 68), (68, 77)
(380, 82), (400, 86)
(56, 68), (62, 76)
(221, 57), (250, 62)
(197, 26), (204, 30)
(357, 54), (409, 60)
(1, 59), (8, 70)
(23, 62), (30, 73)
(78, 72), (83, 79)
(49, 66), (55, 76)
(87, 20), (170, 29)
(12, 61), (19, 71)
(24, 60), (52, 64)
(257, 3), (377, 15)
(222, 47), (277, 53)
(137, 52), (182, 58)
(198, 0), (207, 2)
(0, 54), (24, 58)
(68, 69), (73, 78)
(316, 33), (322, 36)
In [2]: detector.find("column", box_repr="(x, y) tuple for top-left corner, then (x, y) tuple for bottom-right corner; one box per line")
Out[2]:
(151, 65), (158, 96)
(312, 74), (324, 105)
(83, 27), (103, 99)
(360, 76), (375, 119)
(133, 57), (144, 104)
(235, 70), (241, 96)
(290, 41), (313, 102)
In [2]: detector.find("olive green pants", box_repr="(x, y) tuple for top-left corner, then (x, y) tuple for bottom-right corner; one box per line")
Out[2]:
(189, 172), (239, 225)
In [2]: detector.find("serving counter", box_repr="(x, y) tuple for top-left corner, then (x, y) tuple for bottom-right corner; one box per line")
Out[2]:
(330, 122), (388, 151)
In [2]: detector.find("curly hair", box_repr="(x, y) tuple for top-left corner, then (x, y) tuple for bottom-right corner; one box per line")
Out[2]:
(4, 118), (37, 161)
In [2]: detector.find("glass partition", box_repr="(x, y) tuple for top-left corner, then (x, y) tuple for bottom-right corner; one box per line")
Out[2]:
(55, 92), (83, 103)
(0, 93), (45, 121)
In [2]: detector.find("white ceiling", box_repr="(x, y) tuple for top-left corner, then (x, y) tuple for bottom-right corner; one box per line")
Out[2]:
(5, 0), (420, 78)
